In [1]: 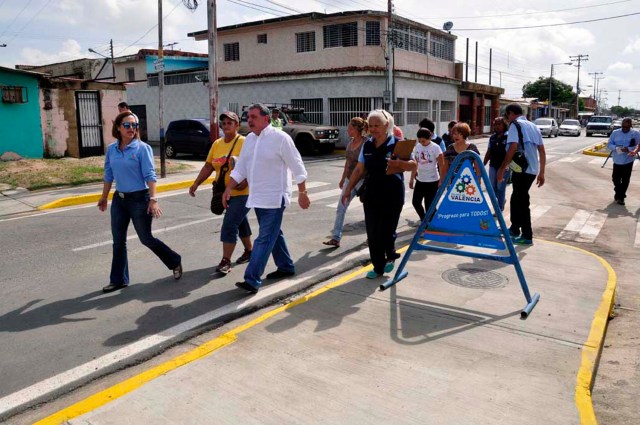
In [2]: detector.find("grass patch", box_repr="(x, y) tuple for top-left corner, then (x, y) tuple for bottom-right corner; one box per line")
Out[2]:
(0, 157), (195, 191)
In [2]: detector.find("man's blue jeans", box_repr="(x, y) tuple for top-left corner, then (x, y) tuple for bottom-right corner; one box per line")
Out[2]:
(243, 199), (294, 288)
(110, 193), (181, 285)
(489, 166), (511, 211)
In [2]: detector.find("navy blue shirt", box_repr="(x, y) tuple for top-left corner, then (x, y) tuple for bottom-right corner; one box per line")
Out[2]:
(104, 139), (157, 193)
(358, 135), (405, 205)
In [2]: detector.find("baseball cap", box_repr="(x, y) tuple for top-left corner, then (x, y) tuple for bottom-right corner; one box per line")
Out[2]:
(219, 111), (239, 123)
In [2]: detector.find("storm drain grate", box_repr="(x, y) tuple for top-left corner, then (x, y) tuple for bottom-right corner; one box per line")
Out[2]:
(441, 267), (509, 289)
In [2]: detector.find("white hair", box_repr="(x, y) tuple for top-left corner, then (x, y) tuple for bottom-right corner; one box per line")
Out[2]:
(367, 109), (395, 137)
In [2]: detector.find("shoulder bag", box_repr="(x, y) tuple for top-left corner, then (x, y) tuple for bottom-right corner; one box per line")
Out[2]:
(509, 120), (529, 173)
(210, 135), (240, 215)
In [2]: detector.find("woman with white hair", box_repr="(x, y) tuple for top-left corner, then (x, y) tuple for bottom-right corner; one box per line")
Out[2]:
(342, 109), (416, 279)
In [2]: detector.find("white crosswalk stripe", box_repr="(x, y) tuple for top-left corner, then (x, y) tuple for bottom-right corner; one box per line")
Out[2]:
(557, 209), (608, 243)
(557, 157), (581, 163)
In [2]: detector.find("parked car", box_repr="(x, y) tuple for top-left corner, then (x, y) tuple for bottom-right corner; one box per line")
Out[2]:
(586, 116), (613, 137)
(558, 119), (581, 137)
(612, 119), (623, 131)
(534, 118), (559, 138)
(164, 118), (212, 158)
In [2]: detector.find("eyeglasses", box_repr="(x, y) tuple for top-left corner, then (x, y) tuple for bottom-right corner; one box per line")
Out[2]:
(121, 122), (139, 129)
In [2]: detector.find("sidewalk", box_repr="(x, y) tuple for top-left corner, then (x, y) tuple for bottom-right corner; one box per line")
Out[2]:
(35, 238), (614, 425)
(0, 171), (207, 218)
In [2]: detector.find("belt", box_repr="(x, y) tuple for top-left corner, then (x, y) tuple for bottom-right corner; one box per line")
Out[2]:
(115, 189), (148, 199)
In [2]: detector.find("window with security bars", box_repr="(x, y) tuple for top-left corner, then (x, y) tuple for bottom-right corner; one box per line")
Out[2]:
(296, 31), (316, 53)
(393, 23), (429, 55)
(440, 101), (455, 122)
(228, 102), (239, 115)
(393, 99), (404, 126)
(407, 99), (430, 125)
(430, 34), (454, 61)
(291, 98), (323, 124)
(329, 97), (383, 127)
(224, 42), (240, 61)
(323, 22), (358, 48)
(148, 69), (208, 86)
(365, 21), (381, 46)
(125, 68), (135, 82)
(257, 34), (267, 44)
(484, 106), (491, 126)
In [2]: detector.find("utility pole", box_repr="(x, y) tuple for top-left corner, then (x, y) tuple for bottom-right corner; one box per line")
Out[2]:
(588, 71), (602, 113)
(158, 0), (166, 178)
(207, 0), (219, 141)
(474, 41), (478, 83)
(570, 54), (589, 118)
(109, 39), (116, 81)
(618, 89), (621, 106)
(385, 0), (394, 113)
(489, 48), (492, 85)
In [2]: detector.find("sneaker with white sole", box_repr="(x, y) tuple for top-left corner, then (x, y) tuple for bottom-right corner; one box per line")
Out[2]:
(216, 257), (232, 274)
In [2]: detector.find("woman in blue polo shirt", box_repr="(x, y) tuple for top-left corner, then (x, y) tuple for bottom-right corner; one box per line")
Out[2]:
(97, 112), (182, 293)
(342, 109), (416, 279)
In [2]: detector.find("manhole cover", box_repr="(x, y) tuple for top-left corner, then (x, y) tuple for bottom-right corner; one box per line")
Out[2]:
(441, 267), (509, 289)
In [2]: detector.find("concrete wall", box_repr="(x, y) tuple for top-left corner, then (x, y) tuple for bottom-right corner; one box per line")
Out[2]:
(0, 70), (43, 158)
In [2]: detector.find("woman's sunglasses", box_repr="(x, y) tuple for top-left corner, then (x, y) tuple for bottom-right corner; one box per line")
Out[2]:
(121, 122), (139, 129)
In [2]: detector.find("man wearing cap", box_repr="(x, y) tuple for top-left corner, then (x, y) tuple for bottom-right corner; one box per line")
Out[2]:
(223, 103), (310, 294)
(189, 111), (254, 274)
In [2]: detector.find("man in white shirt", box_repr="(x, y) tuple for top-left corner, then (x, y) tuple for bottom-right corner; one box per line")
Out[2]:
(497, 103), (546, 245)
(223, 103), (310, 293)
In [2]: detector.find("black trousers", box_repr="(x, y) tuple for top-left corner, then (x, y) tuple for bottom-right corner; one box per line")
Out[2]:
(509, 172), (536, 240)
(363, 201), (403, 274)
(612, 162), (634, 201)
(412, 180), (439, 221)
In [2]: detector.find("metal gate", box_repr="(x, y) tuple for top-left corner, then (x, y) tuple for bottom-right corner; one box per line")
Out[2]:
(75, 91), (104, 157)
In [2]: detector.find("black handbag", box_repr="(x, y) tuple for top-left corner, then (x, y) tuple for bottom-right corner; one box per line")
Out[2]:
(210, 135), (240, 215)
(356, 173), (368, 203)
(509, 120), (529, 173)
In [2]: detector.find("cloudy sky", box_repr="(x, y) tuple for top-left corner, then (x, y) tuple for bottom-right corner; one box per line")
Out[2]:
(1, 0), (639, 109)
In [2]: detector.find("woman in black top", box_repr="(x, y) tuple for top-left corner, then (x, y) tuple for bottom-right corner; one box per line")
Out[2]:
(483, 117), (510, 211)
(343, 110), (416, 279)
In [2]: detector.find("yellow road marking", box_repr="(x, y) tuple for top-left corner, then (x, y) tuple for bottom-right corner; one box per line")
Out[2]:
(36, 265), (374, 424)
(539, 240), (616, 425)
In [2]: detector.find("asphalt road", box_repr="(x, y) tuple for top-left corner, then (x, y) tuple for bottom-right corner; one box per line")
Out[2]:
(2, 133), (638, 423)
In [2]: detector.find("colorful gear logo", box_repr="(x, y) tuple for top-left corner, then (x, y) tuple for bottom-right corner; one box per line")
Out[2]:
(455, 182), (466, 193)
(461, 175), (472, 185)
(465, 184), (477, 196)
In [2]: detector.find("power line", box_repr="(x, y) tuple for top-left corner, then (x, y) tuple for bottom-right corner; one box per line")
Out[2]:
(0, 0), (36, 39)
(456, 11), (640, 31)
(4, 0), (55, 45)
(422, 0), (632, 20)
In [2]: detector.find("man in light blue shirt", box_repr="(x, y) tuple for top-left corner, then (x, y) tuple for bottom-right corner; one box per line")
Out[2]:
(607, 117), (640, 205)
(498, 103), (546, 245)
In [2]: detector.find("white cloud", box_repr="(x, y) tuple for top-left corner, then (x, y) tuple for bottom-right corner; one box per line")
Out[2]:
(623, 38), (640, 54)
(607, 62), (633, 72)
(19, 39), (83, 65)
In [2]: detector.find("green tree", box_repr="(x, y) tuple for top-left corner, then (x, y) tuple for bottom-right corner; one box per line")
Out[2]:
(522, 77), (575, 103)
(610, 105), (636, 117)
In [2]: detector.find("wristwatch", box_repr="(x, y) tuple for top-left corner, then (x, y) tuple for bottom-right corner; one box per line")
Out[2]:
(150, 197), (158, 202)
(299, 190), (308, 195)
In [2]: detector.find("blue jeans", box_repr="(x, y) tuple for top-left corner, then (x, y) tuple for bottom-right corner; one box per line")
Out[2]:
(110, 192), (181, 285)
(330, 177), (361, 241)
(243, 199), (293, 288)
(489, 166), (510, 211)
(220, 195), (251, 243)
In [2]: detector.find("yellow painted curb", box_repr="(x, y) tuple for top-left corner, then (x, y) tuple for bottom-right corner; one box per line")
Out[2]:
(582, 142), (610, 157)
(37, 177), (214, 211)
(540, 240), (616, 425)
(36, 264), (376, 424)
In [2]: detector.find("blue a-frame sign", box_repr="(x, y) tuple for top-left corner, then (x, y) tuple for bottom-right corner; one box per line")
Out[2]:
(380, 151), (540, 319)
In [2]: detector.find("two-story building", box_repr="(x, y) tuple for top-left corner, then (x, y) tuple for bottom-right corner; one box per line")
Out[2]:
(129, 10), (462, 143)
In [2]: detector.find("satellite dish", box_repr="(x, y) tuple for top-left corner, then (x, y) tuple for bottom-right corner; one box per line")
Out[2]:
(443, 21), (454, 32)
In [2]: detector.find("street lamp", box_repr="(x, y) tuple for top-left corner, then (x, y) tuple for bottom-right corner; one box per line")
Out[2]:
(548, 62), (572, 118)
(88, 41), (115, 81)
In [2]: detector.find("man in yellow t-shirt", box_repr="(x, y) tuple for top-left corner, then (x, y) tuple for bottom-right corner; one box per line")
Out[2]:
(188, 111), (253, 274)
